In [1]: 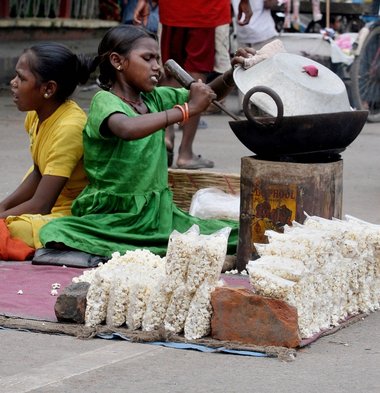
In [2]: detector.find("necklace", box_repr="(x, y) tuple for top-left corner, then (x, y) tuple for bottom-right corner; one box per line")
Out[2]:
(112, 92), (147, 114)
(118, 95), (143, 106)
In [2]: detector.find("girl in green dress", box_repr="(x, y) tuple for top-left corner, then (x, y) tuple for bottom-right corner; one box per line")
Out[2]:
(39, 25), (241, 257)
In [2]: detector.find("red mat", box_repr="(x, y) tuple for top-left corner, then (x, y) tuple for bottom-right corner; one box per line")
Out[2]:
(0, 261), (87, 322)
(0, 262), (359, 348)
(0, 262), (251, 323)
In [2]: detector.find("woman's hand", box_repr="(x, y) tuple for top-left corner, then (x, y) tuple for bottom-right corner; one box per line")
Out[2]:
(0, 166), (67, 218)
(231, 47), (257, 67)
(187, 80), (217, 115)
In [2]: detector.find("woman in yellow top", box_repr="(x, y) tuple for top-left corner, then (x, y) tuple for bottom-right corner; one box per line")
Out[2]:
(0, 43), (95, 260)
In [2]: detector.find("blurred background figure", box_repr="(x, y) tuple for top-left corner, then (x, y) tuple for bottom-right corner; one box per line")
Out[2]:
(231, 0), (278, 113)
(99, 0), (123, 21)
(203, 23), (233, 115)
(281, 0), (322, 31)
(232, 0), (278, 50)
(134, 0), (252, 169)
(122, 0), (159, 33)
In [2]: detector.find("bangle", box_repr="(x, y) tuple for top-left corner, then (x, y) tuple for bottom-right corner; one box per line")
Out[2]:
(222, 72), (235, 88)
(173, 104), (186, 125)
(183, 102), (189, 121)
(164, 110), (169, 128)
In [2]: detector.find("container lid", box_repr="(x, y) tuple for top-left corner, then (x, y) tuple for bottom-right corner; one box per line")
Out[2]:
(233, 52), (351, 116)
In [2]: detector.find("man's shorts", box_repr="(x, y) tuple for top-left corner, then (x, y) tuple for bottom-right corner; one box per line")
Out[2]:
(160, 25), (215, 74)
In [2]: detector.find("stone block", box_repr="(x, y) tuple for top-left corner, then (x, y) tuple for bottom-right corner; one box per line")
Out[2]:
(211, 286), (301, 348)
(54, 282), (89, 324)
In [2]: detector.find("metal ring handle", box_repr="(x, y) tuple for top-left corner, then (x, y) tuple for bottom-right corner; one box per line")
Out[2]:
(242, 86), (284, 129)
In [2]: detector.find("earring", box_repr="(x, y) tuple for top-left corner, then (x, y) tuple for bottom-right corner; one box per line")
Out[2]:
(117, 65), (122, 71)
(44, 93), (49, 98)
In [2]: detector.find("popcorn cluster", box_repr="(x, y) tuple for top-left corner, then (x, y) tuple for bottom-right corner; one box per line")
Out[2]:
(164, 226), (230, 338)
(73, 225), (230, 340)
(77, 249), (166, 328)
(247, 214), (380, 338)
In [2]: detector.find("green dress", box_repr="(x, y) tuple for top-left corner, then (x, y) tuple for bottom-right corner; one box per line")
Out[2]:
(40, 87), (238, 257)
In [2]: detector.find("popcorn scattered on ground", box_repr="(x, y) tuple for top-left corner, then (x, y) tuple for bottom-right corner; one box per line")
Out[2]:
(224, 269), (239, 275)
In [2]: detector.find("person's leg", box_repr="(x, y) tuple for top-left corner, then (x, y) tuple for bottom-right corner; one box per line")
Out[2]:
(176, 27), (215, 168)
(178, 70), (206, 165)
(160, 25), (180, 166)
(165, 123), (175, 167)
(161, 25), (215, 169)
(160, 25), (183, 166)
(204, 23), (231, 115)
(214, 24), (231, 75)
(164, 70), (213, 169)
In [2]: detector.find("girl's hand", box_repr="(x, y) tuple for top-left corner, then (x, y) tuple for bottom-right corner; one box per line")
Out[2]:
(187, 80), (217, 115)
(231, 47), (256, 67)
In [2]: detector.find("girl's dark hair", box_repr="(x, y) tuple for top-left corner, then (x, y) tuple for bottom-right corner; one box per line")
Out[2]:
(95, 25), (157, 90)
(26, 43), (97, 101)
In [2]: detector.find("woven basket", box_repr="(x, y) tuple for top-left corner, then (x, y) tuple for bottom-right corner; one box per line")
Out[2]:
(168, 168), (240, 211)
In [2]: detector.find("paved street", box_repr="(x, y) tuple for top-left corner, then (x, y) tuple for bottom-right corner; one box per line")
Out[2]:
(0, 85), (380, 393)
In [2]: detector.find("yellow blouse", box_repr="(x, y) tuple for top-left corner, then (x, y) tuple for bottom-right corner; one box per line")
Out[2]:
(6, 100), (88, 248)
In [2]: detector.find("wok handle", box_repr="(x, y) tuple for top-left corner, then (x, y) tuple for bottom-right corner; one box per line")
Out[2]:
(243, 86), (284, 129)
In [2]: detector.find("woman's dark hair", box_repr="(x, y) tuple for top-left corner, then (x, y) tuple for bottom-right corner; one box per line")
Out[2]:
(95, 25), (157, 90)
(25, 43), (97, 102)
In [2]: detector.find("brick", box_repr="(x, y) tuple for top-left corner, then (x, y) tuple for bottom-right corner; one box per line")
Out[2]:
(54, 282), (89, 324)
(211, 287), (301, 348)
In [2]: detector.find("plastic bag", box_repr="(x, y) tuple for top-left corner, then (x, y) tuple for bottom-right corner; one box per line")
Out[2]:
(189, 187), (240, 221)
(186, 227), (231, 293)
(163, 226), (231, 334)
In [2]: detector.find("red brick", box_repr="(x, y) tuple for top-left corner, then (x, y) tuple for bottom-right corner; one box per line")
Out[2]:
(211, 287), (301, 348)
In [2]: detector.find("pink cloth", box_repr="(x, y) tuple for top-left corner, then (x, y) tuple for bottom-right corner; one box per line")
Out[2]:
(220, 273), (252, 289)
(0, 261), (87, 322)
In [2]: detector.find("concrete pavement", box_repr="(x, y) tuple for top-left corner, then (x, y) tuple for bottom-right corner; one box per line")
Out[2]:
(0, 86), (380, 392)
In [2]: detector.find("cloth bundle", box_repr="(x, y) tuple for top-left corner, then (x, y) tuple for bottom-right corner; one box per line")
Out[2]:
(0, 219), (34, 261)
(236, 39), (287, 70)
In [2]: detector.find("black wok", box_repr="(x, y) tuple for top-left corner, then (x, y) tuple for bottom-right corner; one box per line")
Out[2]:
(229, 86), (368, 161)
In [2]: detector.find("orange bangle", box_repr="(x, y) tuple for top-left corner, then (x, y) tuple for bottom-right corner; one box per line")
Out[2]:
(183, 102), (189, 121)
(173, 104), (186, 125)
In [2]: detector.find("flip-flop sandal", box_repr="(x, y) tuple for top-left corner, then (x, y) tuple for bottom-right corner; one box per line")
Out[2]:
(176, 155), (214, 169)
